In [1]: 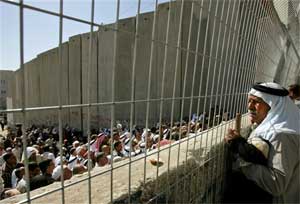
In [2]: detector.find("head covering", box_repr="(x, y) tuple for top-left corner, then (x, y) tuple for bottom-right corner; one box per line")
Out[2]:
(21, 147), (38, 162)
(120, 132), (130, 141)
(52, 166), (62, 180)
(55, 156), (67, 166)
(116, 123), (122, 129)
(249, 82), (300, 140)
(113, 156), (123, 162)
(94, 133), (107, 153)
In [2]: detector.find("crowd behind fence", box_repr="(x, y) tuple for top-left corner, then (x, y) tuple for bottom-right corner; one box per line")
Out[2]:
(0, 0), (299, 203)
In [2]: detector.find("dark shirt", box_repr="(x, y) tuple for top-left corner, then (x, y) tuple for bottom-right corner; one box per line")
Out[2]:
(2, 163), (14, 188)
(29, 174), (54, 191)
(228, 136), (268, 166)
(223, 125), (272, 203)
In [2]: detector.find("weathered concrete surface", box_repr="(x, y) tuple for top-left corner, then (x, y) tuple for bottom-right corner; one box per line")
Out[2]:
(81, 32), (99, 131)
(24, 59), (39, 124)
(132, 12), (156, 125)
(68, 35), (83, 130)
(0, 70), (14, 123)
(1, 116), (249, 204)
(97, 25), (115, 127)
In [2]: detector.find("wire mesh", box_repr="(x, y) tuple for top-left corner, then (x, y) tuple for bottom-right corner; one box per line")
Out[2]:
(0, 0), (299, 203)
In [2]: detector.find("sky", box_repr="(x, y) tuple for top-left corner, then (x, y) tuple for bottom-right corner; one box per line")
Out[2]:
(0, 0), (169, 71)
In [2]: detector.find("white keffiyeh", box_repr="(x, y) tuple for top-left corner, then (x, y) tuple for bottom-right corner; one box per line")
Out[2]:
(248, 82), (300, 140)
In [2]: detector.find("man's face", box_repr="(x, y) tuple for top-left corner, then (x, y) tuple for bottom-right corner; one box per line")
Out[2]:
(248, 95), (270, 124)
(116, 143), (122, 152)
(46, 161), (55, 175)
(113, 133), (120, 141)
(7, 154), (17, 167)
(99, 156), (108, 166)
(31, 167), (41, 177)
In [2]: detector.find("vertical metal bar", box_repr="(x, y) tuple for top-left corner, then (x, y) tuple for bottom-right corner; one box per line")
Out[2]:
(193, 0), (212, 199)
(87, 0), (95, 203)
(195, 0), (211, 160)
(219, 0), (239, 194)
(234, 1), (249, 114)
(128, 0), (141, 202)
(58, 0), (65, 203)
(284, 54), (294, 85)
(256, 2), (280, 79)
(229, 0), (247, 117)
(250, 0), (266, 90)
(250, 2), (266, 81)
(207, 0), (226, 201)
(247, 0), (265, 115)
(225, 0), (243, 130)
(237, 1), (253, 113)
(155, 0), (173, 201)
(214, 0), (233, 198)
(166, 0), (185, 202)
(248, 0), (264, 96)
(239, 0), (259, 114)
(144, 0), (159, 185)
(178, 0), (195, 201)
(19, 0), (31, 203)
(251, 2), (264, 84)
(235, 0), (252, 115)
(168, 0), (185, 167)
(171, 0), (185, 202)
(201, 1), (220, 201)
(190, 0), (204, 152)
(110, 0), (120, 203)
(194, 0), (205, 151)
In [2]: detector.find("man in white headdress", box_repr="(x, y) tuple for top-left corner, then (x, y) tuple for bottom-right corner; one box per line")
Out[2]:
(224, 82), (300, 203)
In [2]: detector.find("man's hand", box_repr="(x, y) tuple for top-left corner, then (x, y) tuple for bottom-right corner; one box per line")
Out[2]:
(224, 128), (240, 143)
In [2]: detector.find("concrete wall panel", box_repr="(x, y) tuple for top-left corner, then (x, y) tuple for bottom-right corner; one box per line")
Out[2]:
(68, 35), (82, 129)
(134, 12), (157, 126)
(60, 42), (70, 126)
(24, 59), (39, 124)
(98, 26), (115, 127)
(13, 69), (23, 123)
(114, 17), (135, 123)
(81, 32), (98, 131)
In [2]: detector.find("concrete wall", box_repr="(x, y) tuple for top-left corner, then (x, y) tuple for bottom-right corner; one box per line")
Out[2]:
(68, 35), (82, 129)
(0, 70), (14, 110)
(81, 32), (99, 131)
(9, 0), (299, 132)
(0, 70), (14, 123)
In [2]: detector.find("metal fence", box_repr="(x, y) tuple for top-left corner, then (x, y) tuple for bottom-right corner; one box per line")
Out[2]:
(0, 0), (299, 203)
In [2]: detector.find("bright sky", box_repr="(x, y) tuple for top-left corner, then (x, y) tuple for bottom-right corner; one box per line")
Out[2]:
(0, 0), (168, 71)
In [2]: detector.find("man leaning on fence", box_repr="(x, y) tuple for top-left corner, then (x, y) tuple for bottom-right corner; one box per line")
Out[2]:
(224, 82), (300, 203)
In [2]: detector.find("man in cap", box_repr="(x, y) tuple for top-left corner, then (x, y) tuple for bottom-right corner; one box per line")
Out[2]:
(224, 82), (300, 203)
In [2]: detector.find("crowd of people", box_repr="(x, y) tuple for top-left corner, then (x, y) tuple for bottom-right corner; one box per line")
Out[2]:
(0, 83), (299, 201)
(0, 108), (228, 199)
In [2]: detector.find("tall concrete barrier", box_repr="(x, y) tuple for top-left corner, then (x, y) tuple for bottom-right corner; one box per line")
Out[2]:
(68, 35), (83, 130)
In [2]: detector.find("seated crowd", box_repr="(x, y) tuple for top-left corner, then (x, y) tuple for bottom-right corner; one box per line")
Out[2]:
(0, 110), (229, 199)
